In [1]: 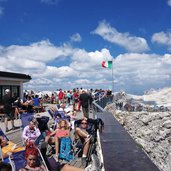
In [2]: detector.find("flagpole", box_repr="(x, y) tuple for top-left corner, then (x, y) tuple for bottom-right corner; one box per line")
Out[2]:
(112, 58), (114, 95)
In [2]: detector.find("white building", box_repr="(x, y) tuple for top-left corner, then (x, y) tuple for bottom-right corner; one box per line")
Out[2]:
(0, 71), (31, 103)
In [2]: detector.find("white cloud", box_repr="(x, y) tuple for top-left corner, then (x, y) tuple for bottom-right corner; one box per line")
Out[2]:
(152, 31), (171, 51)
(1, 39), (171, 94)
(112, 53), (171, 93)
(0, 41), (113, 91)
(93, 21), (149, 52)
(70, 33), (82, 42)
(2, 40), (74, 62)
(168, 0), (171, 6)
(70, 48), (112, 72)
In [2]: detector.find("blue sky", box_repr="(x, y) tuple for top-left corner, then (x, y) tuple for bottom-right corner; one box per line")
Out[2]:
(0, 0), (171, 94)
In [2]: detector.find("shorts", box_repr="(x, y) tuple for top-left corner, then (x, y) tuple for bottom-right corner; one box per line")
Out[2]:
(47, 157), (65, 171)
(4, 112), (14, 120)
(56, 162), (65, 171)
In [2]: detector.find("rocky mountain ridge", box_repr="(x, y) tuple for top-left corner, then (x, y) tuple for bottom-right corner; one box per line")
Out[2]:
(106, 87), (171, 171)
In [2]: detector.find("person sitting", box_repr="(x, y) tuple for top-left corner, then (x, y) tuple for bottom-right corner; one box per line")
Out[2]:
(58, 103), (67, 113)
(40, 141), (87, 171)
(19, 142), (46, 171)
(45, 119), (70, 161)
(14, 97), (23, 119)
(22, 119), (41, 144)
(74, 117), (91, 167)
(0, 136), (25, 159)
(23, 96), (33, 113)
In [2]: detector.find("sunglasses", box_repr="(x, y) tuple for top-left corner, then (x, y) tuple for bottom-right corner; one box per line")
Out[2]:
(81, 122), (87, 125)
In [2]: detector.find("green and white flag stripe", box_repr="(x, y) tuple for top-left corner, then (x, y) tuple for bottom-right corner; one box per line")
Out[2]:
(102, 61), (112, 69)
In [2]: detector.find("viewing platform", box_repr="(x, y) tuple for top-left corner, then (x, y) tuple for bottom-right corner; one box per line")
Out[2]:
(0, 100), (161, 171)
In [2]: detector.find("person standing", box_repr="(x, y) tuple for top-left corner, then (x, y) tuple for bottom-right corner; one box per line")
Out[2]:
(58, 89), (65, 104)
(79, 90), (90, 118)
(2, 89), (16, 132)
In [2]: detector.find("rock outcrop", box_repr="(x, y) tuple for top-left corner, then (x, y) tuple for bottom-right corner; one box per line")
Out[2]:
(106, 105), (171, 171)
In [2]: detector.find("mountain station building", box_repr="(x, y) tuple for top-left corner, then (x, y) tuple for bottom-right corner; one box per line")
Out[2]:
(0, 71), (31, 103)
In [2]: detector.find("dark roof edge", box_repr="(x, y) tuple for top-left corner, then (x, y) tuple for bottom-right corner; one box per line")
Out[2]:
(0, 71), (32, 80)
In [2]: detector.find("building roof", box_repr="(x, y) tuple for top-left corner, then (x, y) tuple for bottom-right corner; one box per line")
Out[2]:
(0, 71), (32, 80)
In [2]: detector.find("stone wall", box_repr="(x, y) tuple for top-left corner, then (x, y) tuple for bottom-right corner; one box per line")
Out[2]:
(106, 104), (171, 171)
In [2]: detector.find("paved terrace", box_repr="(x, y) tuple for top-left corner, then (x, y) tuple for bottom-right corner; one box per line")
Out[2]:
(0, 103), (94, 169)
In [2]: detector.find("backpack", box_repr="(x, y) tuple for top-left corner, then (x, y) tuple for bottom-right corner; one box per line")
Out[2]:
(59, 137), (73, 161)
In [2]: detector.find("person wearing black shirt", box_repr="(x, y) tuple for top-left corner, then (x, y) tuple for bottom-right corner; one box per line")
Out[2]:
(79, 90), (90, 118)
(2, 89), (16, 132)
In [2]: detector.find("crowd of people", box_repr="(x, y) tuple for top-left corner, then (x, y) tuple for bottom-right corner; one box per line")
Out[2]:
(0, 88), (106, 171)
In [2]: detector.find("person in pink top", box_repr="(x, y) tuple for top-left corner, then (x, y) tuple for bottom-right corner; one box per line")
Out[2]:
(55, 120), (69, 160)
(45, 120), (69, 161)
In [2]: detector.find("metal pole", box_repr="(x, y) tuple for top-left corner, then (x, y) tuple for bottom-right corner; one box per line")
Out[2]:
(112, 58), (114, 94)
(112, 58), (115, 103)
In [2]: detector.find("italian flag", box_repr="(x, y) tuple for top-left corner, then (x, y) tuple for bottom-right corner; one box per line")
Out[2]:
(102, 61), (112, 69)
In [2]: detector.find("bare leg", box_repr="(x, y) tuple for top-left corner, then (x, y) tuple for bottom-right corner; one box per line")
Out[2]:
(15, 108), (19, 119)
(75, 128), (88, 139)
(4, 117), (8, 130)
(83, 139), (90, 156)
(55, 137), (59, 155)
(61, 164), (84, 171)
(75, 128), (90, 156)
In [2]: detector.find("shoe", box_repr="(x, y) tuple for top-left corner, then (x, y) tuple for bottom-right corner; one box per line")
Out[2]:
(81, 157), (87, 167)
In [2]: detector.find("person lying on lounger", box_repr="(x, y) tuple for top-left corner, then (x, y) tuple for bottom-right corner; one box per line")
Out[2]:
(19, 142), (46, 171)
(0, 136), (25, 158)
(20, 142), (86, 171)
(74, 117), (91, 167)
(22, 119), (41, 144)
(45, 119), (70, 161)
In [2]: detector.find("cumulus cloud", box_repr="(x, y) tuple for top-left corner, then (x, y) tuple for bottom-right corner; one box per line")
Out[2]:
(1, 39), (171, 94)
(112, 53), (171, 93)
(168, 0), (171, 6)
(152, 31), (171, 51)
(1, 40), (74, 62)
(93, 21), (149, 52)
(70, 33), (82, 42)
(0, 40), (114, 91)
(70, 48), (112, 72)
